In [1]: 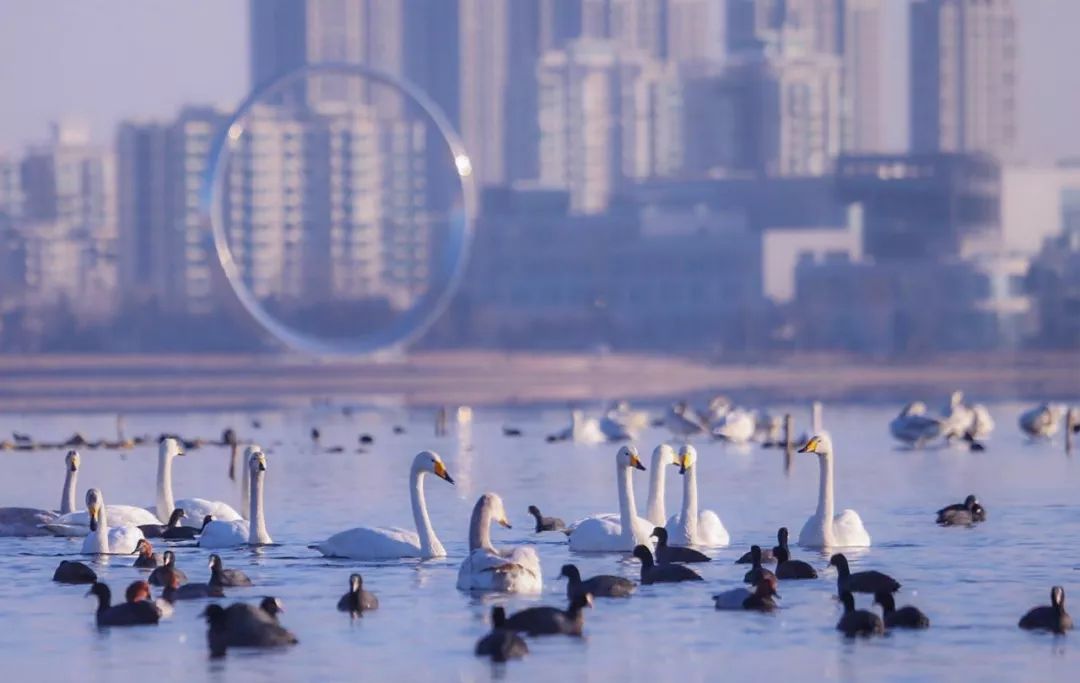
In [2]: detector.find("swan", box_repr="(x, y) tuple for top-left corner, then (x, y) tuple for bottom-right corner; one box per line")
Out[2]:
(198, 450), (273, 548)
(644, 444), (676, 527)
(81, 489), (146, 555)
(969, 404), (995, 438)
(664, 445), (730, 547)
(711, 408), (756, 444)
(0, 449), (80, 536)
(316, 451), (454, 559)
(796, 434), (870, 548)
(939, 391), (975, 441)
(42, 451), (161, 536)
(605, 401), (650, 433)
(664, 402), (708, 440)
(889, 402), (944, 447)
(550, 410), (606, 444)
(157, 437), (243, 527)
(567, 445), (653, 552)
(456, 493), (542, 593)
(1019, 403), (1064, 439)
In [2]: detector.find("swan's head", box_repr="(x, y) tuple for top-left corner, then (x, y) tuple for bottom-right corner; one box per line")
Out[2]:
(949, 390), (965, 407)
(133, 539), (153, 556)
(652, 444), (675, 467)
(65, 450), (80, 472)
(125, 580), (151, 603)
(675, 444), (698, 474)
(85, 488), (104, 530)
(248, 449), (268, 474)
(349, 573), (364, 592)
(617, 445), (646, 471)
(243, 444), (262, 462)
(1052, 586), (1066, 608)
(797, 434), (833, 459)
(479, 492), (511, 528)
(160, 437), (184, 459)
(902, 401), (927, 417)
(414, 450), (454, 484)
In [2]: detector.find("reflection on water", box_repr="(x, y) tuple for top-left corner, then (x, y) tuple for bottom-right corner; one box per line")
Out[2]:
(0, 403), (1078, 682)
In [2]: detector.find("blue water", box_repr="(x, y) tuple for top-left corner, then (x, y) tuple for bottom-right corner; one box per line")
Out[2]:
(0, 403), (1077, 682)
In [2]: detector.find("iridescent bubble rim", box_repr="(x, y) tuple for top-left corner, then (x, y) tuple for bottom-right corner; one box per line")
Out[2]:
(199, 62), (476, 357)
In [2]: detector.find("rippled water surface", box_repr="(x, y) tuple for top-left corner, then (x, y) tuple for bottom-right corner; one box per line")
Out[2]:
(1, 403), (1078, 682)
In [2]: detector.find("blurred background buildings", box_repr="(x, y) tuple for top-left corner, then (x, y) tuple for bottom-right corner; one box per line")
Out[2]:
(0, 0), (1077, 356)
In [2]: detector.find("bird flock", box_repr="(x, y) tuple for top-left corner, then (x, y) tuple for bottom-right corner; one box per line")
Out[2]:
(2, 394), (1079, 664)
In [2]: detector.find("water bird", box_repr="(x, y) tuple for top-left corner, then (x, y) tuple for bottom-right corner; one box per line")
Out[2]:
(457, 493), (542, 593)
(138, 507), (200, 539)
(712, 575), (780, 612)
(527, 505), (565, 532)
(359, 434), (375, 445)
(664, 401), (708, 440)
(132, 539), (160, 568)
(558, 564), (635, 599)
(836, 591), (884, 637)
(632, 545), (703, 584)
(773, 545), (817, 580)
(475, 607), (528, 661)
(743, 545), (775, 585)
(0, 450), (83, 536)
(830, 554), (900, 594)
(664, 444), (729, 546)
(889, 402), (944, 447)
(939, 391), (976, 442)
(1019, 586), (1073, 634)
(53, 560), (96, 584)
(209, 554), (253, 587)
(566, 446), (653, 552)
(199, 450), (273, 548)
(644, 444), (676, 527)
(202, 601), (298, 657)
(548, 410), (606, 444)
(43, 451), (161, 536)
(81, 489), (145, 555)
(503, 593), (592, 636)
(936, 494), (986, 526)
(875, 590), (929, 629)
(316, 451), (454, 559)
(337, 574), (379, 616)
(87, 582), (160, 627)
(156, 437), (243, 528)
(148, 550), (187, 586)
(797, 435), (871, 548)
(1019, 404), (1064, 440)
(711, 408), (757, 444)
(652, 527), (710, 564)
(162, 571), (225, 602)
(502, 426), (523, 437)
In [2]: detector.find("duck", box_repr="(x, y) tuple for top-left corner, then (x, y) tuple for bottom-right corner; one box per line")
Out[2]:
(138, 508), (200, 539)
(0, 450), (82, 536)
(712, 575), (780, 612)
(199, 450), (273, 548)
(836, 591), (884, 637)
(52, 560), (97, 584)
(161, 571), (225, 602)
(148, 550), (187, 586)
(132, 539), (160, 568)
(337, 573), (379, 616)
(125, 580), (173, 620)
(651, 527), (711, 564)
(316, 451), (454, 559)
(644, 444), (676, 527)
(567, 446), (653, 552)
(773, 545), (817, 580)
(889, 402), (944, 447)
(527, 505), (565, 532)
(87, 582), (160, 627)
(875, 590), (929, 629)
(81, 489), (145, 555)
(503, 593), (592, 636)
(1019, 586), (1073, 634)
(664, 445), (730, 547)
(475, 606), (529, 661)
(208, 554), (253, 587)
(558, 564), (635, 599)
(202, 601), (298, 657)
(457, 493), (542, 594)
(797, 435), (871, 548)
(42, 451), (162, 536)
(936, 494), (986, 526)
(1019, 404), (1064, 440)
(829, 553), (900, 594)
(156, 437), (244, 528)
(632, 545), (703, 584)
(742, 545), (775, 585)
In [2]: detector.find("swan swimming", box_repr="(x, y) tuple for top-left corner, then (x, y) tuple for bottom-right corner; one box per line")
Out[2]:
(664, 402), (708, 440)
(156, 437), (243, 527)
(550, 410), (607, 444)
(0, 449), (81, 536)
(797, 434), (870, 548)
(939, 391), (975, 441)
(316, 451), (454, 560)
(664, 444), (730, 547)
(644, 444), (676, 527)
(711, 408), (757, 444)
(1019, 403), (1064, 439)
(44, 451), (161, 536)
(82, 489), (146, 555)
(198, 449), (273, 548)
(889, 402), (943, 447)
(456, 493), (542, 594)
(567, 445), (653, 552)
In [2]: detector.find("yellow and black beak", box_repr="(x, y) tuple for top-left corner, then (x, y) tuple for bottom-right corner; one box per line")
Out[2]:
(631, 455), (646, 471)
(677, 454), (688, 475)
(498, 517), (512, 529)
(88, 504), (99, 532)
(798, 436), (821, 454)
(433, 460), (455, 484)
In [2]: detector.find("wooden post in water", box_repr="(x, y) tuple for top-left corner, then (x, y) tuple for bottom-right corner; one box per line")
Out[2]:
(1067, 408), (1078, 455)
(783, 413), (794, 474)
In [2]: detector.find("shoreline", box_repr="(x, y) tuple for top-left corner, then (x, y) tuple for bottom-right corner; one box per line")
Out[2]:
(0, 351), (1077, 412)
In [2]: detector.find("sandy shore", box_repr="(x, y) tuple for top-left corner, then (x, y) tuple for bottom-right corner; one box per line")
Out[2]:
(0, 351), (1076, 412)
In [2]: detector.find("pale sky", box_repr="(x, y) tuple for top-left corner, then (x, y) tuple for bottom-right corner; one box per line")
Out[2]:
(0, 0), (1077, 162)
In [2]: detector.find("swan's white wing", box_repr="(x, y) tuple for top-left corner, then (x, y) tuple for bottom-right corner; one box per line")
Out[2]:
(575, 419), (607, 444)
(797, 513), (825, 548)
(456, 546), (543, 593)
(565, 512), (618, 534)
(81, 525), (145, 554)
(712, 587), (752, 610)
(198, 520), (250, 548)
(568, 516), (623, 552)
(697, 510), (730, 546)
(713, 411), (756, 444)
(56, 505), (161, 528)
(664, 513), (687, 544)
(0, 508), (57, 537)
(316, 526), (424, 560)
(832, 509), (871, 547)
(175, 498), (243, 527)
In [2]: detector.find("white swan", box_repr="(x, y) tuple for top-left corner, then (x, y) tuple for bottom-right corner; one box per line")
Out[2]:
(81, 488), (145, 555)
(157, 437), (243, 527)
(939, 391), (975, 441)
(316, 451), (454, 560)
(645, 444), (676, 527)
(664, 445), (730, 547)
(711, 408), (756, 444)
(568, 445), (653, 552)
(44, 451), (161, 536)
(456, 493), (542, 594)
(1019, 403), (1064, 439)
(198, 449), (273, 548)
(664, 402), (708, 440)
(969, 404), (995, 438)
(551, 410), (606, 444)
(0, 450), (81, 536)
(889, 402), (943, 447)
(797, 434), (870, 548)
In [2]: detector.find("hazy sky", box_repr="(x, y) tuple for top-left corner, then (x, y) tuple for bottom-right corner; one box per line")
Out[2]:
(0, 0), (1077, 162)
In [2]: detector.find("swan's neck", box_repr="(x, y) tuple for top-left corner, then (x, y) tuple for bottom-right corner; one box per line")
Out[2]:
(248, 469), (272, 544)
(60, 467), (77, 515)
(156, 452), (174, 522)
(812, 402), (823, 433)
(680, 466), (699, 541)
(468, 500), (496, 553)
(816, 454), (834, 544)
(93, 506), (110, 554)
(240, 460), (251, 521)
(617, 464), (639, 544)
(410, 469), (444, 557)
(646, 456), (667, 525)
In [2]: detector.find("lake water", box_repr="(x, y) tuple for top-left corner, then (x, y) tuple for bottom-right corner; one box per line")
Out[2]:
(0, 402), (1078, 682)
